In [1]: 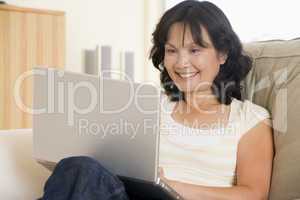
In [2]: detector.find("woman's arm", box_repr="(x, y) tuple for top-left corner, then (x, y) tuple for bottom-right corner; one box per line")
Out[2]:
(166, 180), (264, 200)
(161, 120), (274, 200)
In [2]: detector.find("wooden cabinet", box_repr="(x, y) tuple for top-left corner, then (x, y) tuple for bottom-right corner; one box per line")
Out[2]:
(0, 5), (65, 129)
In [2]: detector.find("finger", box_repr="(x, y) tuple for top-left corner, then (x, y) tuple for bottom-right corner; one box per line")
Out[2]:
(159, 167), (165, 177)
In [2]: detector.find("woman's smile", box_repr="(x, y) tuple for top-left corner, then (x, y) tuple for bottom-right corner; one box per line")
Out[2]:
(175, 71), (200, 80)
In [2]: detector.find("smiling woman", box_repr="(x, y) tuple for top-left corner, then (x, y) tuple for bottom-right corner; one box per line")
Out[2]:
(150, 1), (274, 200)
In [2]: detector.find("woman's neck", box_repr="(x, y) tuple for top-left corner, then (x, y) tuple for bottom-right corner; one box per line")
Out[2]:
(182, 90), (221, 114)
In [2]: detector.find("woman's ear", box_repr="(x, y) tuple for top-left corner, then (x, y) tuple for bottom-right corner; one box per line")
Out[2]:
(218, 52), (228, 65)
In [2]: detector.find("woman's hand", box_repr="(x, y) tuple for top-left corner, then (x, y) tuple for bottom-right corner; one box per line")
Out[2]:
(158, 167), (186, 198)
(159, 167), (174, 184)
(158, 167), (166, 181)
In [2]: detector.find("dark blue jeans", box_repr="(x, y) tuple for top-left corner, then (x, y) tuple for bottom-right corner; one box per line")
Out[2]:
(39, 156), (131, 200)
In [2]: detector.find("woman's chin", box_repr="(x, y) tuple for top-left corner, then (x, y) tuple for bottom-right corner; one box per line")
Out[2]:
(175, 79), (213, 94)
(177, 86), (213, 94)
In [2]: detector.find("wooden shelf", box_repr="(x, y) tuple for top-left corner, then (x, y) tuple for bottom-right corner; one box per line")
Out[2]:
(0, 4), (65, 16)
(0, 5), (65, 129)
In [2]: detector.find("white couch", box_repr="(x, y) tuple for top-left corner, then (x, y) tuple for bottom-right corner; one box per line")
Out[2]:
(0, 129), (51, 200)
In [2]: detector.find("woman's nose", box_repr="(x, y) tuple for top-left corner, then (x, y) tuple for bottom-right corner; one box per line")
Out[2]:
(176, 52), (190, 67)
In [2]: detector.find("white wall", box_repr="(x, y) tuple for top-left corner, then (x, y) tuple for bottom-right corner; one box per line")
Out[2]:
(5, 0), (164, 83)
(143, 0), (165, 84)
(165, 0), (300, 42)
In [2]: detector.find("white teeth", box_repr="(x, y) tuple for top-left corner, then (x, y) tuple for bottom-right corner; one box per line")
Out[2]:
(178, 72), (198, 78)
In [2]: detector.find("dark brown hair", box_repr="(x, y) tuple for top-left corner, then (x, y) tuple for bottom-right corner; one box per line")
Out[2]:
(149, 0), (252, 105)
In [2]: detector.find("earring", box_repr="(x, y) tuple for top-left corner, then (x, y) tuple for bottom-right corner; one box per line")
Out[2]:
(159, 65), (164, 71)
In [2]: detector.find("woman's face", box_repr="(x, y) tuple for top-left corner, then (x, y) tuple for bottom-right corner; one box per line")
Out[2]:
(163, 23), (226, 94)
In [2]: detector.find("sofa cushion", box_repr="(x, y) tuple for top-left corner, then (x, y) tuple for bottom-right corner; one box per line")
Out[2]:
(243, 39), (300, 200)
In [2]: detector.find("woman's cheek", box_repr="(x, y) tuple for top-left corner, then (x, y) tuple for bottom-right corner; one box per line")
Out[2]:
(164, 59), (176, 74)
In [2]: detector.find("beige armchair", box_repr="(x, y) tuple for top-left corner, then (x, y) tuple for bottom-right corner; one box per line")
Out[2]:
(244, 38), (300, 200)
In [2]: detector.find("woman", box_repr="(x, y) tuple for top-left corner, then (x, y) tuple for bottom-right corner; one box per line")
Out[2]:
(39, 1), (274, 200)
(151, 1), (274, 199)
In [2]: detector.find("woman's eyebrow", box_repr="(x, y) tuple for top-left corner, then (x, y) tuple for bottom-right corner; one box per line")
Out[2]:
(165, 42), (201, 48)
(165, 43), (177, 48)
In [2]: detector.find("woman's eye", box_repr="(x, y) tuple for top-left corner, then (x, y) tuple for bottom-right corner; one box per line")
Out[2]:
(191, 48), (200, 54)
(166, 49), (176, 54)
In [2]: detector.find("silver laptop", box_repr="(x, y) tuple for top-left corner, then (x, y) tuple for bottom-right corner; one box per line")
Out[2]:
(32, 67), (183, 200)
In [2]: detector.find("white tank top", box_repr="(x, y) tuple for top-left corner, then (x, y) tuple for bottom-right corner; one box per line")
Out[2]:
(159, 93), (271, 187)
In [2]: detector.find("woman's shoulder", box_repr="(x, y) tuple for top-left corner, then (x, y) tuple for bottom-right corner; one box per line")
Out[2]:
(231, 98), (272, 134)
(232, 98), (270, 118)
